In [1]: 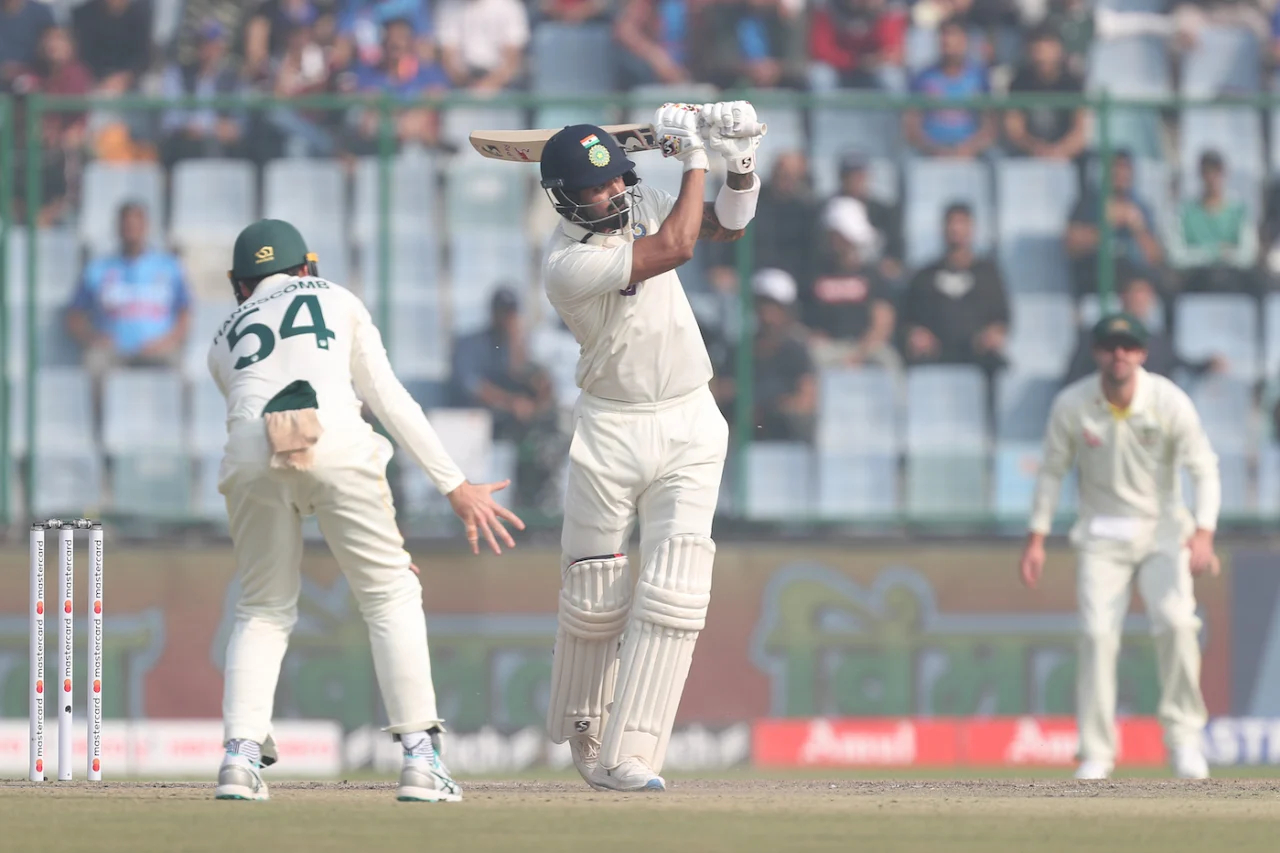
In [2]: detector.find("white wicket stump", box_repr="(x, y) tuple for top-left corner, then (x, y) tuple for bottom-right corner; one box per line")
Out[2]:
(29, 519), (104, 782)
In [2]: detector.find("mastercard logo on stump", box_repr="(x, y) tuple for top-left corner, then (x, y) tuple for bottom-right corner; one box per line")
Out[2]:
(63, 679), (71, 692)
(93, 680), (101, 694)
(64, 600), (71, 614)
(35, 601), (43, 615)
(92, 759), (100, 772)
(35, 759), (42, 773)
(93, 600), (101, 614)
(35, 679), (42, 694)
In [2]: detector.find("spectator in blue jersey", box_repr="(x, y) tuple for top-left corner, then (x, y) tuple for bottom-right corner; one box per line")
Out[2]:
(334, 0), (433, 70)
(903, 19), (995, 159)
(339, 16), (448, 150)
(65, 202), (192, 377)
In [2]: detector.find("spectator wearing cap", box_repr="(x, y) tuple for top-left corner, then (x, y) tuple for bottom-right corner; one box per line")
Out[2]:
(0, 0), (54, 94)
(1166, 150), (1259, 295)
(901, 202), (1010, 372)
(828, 151), (904, 281)
(712, 270), (817, 442)
(450, 286), (562, 510)
(71, 0), (152, 94)
(808, 0), (907, 91)
(1062, 263), (1227, 385)
(903, 19), (995, 159)
(804, 215), (899, 372)
(437, 0), (530, 92)
(614, 0), (693, 87)
(158, 20), (247, 168)
(1004, 27), (1087, 164)
(1066, 148), (1163, 299)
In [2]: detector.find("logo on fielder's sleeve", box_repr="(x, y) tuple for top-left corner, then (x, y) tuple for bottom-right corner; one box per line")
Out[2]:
(254, 246), (275, 264)
(589, 145), (611, 167)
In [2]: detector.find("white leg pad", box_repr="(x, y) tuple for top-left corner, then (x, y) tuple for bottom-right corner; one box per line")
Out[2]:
(600, 535), (714, 772)
(546, 555), (632, 742)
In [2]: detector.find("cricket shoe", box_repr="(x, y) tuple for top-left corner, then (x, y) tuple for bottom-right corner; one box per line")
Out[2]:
(1074, 760), (1113, 781)
(397, 732), (463, 803)
(570, 734), (606, 790)
(215, 755), (269, 801)
(1173, 745), (1209, 780)
(589, 756), (666, 792)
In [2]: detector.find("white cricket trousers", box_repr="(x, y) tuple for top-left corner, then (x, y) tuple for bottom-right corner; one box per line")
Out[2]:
(1075, 538), (1207, 764)
(219, 424), (442, 743)
(560, 385), (728, 568)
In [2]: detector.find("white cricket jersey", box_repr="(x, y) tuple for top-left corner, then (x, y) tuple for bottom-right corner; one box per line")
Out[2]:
(207, 274), (465, 494)
(1029, 367), (1221, 544)
(542, 186), (714, 405)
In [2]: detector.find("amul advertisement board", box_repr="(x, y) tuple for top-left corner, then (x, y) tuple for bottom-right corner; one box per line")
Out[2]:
(0, 543), (1233, 734)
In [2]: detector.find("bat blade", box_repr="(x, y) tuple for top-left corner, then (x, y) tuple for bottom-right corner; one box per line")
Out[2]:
(470, 124), (660, 163)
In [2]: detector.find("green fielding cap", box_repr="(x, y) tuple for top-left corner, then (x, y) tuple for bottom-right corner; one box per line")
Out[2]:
(230, 219), (310, 280)
(1091, 312), (1150, 348)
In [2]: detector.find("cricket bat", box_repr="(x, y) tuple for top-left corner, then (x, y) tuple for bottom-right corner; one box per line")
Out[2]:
(470, 121), (765, 163)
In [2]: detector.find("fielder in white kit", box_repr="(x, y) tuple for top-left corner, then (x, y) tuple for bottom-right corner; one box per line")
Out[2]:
(1018, 313), (1220, 780)
(208, 219), (524, 803)
(539, 103), (763, 791)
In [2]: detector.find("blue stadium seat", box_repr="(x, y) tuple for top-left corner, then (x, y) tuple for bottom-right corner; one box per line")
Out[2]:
(530, 324), (581, 408)
(404, 379), (449, 411)
(815, 452), (898, 519)
(1174, 294), (1260, 381)
(532, 24), (615, 94)
(996, 160), (1077, 294)
(996, 372), (1060, 442)
(905, 453), (989, 518)
(7, 227), (82, 308)
(102, 369), (185, 454)
(744, 442), (814, 519)
(750, 104), (804, 178)
(905, 365), (988, 451)
(34, 367), (94, 448)
(1264, 292), (1280, 378)
(170, 159), (256, 247)
(111, 454), (193, 519)
(190, 376), (227, 455)
(360, 230), (440, 318)
(536, 106), (615, 134)
(263, 158), (350, 282)
(904, 159), (992, 267)
(1188, 375), (1255, 454)
(448, 233), (529, 334)
(816, 367), (899, 453)
(195, 453), (227, 522)
(812, 109), (902, 162)
(1007, 295), (1076, 375)
(993, 441), (1077, 520)
(80, 162), (165, 255)
(354, 153), (438, 246)
(1087, 36), (1171, 96)
(388, 294), (449, 380)
(441, 107), (523, 149)
(183, 299), (237, 378)
(32, 451), (103, 518)
(1181, 26), (1260, 96)
(1259, 445), (1280, 518)
(444, 159), (529, 234)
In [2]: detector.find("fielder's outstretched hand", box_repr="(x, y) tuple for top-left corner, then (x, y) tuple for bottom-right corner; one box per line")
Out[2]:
(447, 480), (526, 555)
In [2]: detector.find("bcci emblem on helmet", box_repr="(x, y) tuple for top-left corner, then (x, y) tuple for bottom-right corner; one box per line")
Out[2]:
(589, 146), (611, 168)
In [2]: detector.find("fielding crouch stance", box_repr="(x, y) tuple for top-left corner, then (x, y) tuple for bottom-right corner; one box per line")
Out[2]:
(1019, 313), (1220, 780)
(539, 102), (762, 792)
(209, 219), (523, 803)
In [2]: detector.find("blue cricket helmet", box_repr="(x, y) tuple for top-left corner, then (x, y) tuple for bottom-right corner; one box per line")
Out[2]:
(540, 124), (637, 193)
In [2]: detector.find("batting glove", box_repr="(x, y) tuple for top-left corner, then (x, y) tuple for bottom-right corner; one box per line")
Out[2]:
(654, 103), (709, 173)
(701, 101), (765, 175)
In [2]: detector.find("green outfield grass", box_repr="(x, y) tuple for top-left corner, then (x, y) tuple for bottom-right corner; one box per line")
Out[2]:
(3, 777), (1278, 853)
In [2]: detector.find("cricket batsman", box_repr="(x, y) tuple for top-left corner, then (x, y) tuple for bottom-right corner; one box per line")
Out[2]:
(538, 102), (762, 791)
(208, 219), (524, 802)
(1018, 313), (1220, 780)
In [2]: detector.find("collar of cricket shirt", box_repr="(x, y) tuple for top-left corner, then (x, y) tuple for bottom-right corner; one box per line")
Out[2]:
(1096, 366), (1151, 419)
(560, 218), (632, 248)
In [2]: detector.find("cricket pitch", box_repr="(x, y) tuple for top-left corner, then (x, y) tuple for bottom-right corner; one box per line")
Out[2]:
(3, 777), (1280, 853)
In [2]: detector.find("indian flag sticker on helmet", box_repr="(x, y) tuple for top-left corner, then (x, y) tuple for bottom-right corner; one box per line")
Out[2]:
(579, 133), (600, 148)
(588, 145), (611, 167)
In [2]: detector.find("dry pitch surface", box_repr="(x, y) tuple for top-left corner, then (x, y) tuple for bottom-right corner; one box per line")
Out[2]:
(4, 777), (1280, 853)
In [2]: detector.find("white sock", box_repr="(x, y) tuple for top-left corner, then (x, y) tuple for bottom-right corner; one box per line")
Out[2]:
(400, 730), (435, 762)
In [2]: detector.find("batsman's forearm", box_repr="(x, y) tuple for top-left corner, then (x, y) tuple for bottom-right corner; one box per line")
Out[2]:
(661, 169), (708, 255)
